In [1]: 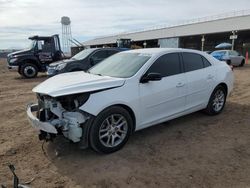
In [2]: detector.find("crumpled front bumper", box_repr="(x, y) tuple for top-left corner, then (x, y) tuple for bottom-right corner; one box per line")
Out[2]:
(26, 103), (58, 134)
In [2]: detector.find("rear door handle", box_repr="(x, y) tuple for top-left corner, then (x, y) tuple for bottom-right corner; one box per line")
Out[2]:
(207, 74), (214, 79)
(176, 82), (185, 88)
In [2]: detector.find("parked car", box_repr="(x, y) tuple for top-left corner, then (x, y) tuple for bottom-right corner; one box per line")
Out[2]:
(211, 50), (245, 66)
(47, 48), (127, 76)
(27, 48), (234, 154)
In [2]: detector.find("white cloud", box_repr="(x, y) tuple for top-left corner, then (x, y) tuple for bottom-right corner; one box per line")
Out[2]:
(0, 0), (249, 48)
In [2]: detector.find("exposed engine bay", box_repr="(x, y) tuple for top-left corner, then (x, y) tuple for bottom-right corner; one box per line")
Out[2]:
(31, 93), (91, 143)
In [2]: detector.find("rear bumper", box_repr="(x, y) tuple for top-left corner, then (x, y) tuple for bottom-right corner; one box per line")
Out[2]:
(26, 103), (58, 134)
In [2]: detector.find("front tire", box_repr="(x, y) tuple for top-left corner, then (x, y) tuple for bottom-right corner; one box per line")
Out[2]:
(205, 85), (227, 115)
(89, 106), (133, 154)
(20, 63), (38, 78)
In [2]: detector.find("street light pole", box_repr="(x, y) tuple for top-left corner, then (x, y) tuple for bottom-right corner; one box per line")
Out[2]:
(201, 35), (205, 51)
(231, 31), (237, 50)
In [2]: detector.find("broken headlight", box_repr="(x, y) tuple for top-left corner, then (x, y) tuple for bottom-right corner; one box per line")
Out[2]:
(56, 93), (90, 111)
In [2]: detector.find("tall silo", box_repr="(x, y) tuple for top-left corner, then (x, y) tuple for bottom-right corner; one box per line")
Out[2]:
(61, 16), (72, 54)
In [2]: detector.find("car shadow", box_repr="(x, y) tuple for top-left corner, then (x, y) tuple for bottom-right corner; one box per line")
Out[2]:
(14, 74), (48, 79)
(44, 101), (250, 187)
(14, 74), (48, 82)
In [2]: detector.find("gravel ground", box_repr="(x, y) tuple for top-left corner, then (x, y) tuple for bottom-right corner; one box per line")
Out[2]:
(0, 58), (250, 188)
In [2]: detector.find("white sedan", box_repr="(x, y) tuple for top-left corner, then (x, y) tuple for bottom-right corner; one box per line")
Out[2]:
(27, 48), (234, 153)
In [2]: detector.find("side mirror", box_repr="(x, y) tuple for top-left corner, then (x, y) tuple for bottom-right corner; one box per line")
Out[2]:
(140, 73), (162, 83)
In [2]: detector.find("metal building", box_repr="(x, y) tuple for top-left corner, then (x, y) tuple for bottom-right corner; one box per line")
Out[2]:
(82, 10), (250, 54)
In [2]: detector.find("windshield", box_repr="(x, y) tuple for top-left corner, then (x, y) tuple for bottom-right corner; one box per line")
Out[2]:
(211, 51), (227, 56)
(28, 40), (37, 50)
(72, 48), (96, 60)
(89, 52), (151, 78)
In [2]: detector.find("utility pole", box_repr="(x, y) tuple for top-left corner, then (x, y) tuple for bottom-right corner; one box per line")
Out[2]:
(230, 31), (237, 50)
(201, 35), (205, 51)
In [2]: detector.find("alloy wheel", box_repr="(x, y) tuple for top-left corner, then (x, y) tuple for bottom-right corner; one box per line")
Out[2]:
(212, 89), (225, 112)
(99, 114), (128, 148)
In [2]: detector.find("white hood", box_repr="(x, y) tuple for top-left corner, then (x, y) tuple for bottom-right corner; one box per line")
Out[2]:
(33, 72), (125, 97)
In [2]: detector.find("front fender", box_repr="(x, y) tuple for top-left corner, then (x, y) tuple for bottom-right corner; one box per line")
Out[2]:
(79, 84), (139, 124)
(79, 92), (136, 116)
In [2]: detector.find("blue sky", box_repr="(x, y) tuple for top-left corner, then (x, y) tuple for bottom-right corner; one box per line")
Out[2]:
(0, 0), (249, 49)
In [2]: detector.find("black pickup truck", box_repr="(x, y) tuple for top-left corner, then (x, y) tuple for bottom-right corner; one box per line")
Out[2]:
(7, 35), (63, 78)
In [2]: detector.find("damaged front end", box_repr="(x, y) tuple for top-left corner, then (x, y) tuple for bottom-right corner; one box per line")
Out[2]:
(27, 93), (91, 145)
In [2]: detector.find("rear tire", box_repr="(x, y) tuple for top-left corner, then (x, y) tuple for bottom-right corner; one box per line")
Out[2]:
(240, 60), (245, 67)
(20, 63), (38, 78)
(226, 60), (231, 65)
(204, 85), (227, 115)
(89, 106), (133, 154)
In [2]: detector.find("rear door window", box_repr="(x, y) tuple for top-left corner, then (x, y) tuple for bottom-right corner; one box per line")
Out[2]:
(182, 52), (204, 72)
(229, 51), (239, 56)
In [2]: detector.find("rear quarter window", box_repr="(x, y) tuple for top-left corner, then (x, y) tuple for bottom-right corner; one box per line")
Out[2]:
(202, 57), (211, 67)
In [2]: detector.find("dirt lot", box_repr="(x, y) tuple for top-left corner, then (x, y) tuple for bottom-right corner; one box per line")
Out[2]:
(0, 58), (250, 188)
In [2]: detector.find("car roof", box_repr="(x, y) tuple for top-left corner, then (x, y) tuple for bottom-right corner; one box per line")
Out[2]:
(89, 47), (128, 51)
(212, 50), (230, 52)
(123, 48), (206, 56)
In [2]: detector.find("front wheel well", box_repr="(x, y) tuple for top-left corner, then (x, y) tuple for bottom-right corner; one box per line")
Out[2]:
(20, 59), (40, 70)
(104, 104), (136, 134)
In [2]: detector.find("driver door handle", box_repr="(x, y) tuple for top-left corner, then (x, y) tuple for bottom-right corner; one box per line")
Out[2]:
(176, 82), (185, 88)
